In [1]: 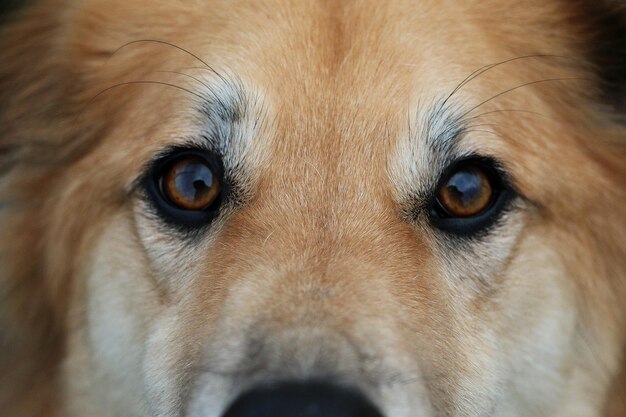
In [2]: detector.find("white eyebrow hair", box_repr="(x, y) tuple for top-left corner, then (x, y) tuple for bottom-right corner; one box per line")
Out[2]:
(390, 98), (469, 205)
(195, 77), (248, 153)
(419, 99), (467, 158)
(186, 74), (270, 200)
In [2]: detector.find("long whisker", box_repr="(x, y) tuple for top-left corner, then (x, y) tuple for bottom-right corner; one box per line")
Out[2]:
(74, 80), (206, 127)
(108, 39), (226, 82)
(154, 70), (212, 90)
(462, 108), (550, 123)
(153, 70), (229, 110)
(457, 129), (500, 137)
(438, 54), (577, 113)
(461, 122), (501, 130)
(458, 77), (589, 120)
(89, 80), (205, 103)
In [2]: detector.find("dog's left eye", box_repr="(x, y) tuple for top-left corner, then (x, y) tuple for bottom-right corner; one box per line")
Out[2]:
(161, 155), (221, 211)
(143, 149), (226, 228)
(436, 164), (493, 218)
(429, 158), (513, 236)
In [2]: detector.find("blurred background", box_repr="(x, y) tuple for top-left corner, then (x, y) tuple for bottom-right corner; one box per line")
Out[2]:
(0, 0), (29, 20)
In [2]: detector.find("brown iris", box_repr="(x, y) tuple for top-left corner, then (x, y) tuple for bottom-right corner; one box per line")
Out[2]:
(161, 156), (221, 211)
(437, 165), (493, 217)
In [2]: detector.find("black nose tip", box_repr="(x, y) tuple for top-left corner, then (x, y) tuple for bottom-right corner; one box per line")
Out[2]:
(221, 381), (384, 417)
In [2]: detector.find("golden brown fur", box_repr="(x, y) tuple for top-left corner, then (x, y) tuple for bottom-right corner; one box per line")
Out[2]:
(0, 0), (625, 416)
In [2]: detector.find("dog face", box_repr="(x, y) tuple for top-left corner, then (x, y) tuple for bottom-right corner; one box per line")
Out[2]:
(1, 1), (625, 416)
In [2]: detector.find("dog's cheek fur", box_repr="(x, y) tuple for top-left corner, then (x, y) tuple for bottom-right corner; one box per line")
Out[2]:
(559, 3), (626, 413)
(0, 5), (79, 416)
(0, 4), (161, 414)
(61, 214), (157, 417)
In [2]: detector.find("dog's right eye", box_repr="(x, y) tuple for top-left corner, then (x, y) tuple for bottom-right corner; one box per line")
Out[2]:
(161, 155), (221, 211)
(143, 149), (226, 228)
(428, 157), (515, 236)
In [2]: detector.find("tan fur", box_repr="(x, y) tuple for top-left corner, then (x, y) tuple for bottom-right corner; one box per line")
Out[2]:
(0, 1), (624, 416)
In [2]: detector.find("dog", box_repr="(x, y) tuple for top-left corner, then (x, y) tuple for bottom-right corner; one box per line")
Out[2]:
(0, 0), (625, 416)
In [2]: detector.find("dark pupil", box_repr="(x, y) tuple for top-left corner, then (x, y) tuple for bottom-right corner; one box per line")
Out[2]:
(174, 163), (215, 203)
(445, 170), (482, 206)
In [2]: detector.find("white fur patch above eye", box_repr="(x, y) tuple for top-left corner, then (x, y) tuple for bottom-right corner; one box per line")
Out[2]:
(185, 75), (272, 200)
(390, 99), (469, 206)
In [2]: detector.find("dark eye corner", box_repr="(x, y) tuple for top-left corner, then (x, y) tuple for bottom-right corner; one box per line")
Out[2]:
(140, 147), (229, 230)
(428, 155), (517, 237)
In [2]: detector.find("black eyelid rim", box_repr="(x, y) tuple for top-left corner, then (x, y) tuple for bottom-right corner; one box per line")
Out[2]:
(427, 155), (517, 237)
(433, 155), (512, 197)
(150, 147), (225, 183)
(129, 140), (217, 193)
(139, 146), (230, 230)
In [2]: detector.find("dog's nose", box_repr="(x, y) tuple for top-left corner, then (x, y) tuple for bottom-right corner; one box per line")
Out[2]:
(221, 380), (384, 417)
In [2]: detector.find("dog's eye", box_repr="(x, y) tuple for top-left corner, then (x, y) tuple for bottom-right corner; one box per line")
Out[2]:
(161, 156), (221, 211)
(437, 165), (492, 218)
(143, 149), (226, 228)
(429, 158), (513, 236)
